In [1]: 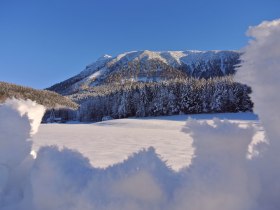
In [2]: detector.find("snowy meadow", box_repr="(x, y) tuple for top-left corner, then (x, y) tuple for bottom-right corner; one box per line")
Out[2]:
(1, 19), (280, 210)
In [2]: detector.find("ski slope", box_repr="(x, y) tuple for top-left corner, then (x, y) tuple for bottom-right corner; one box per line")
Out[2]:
(32, 112), (261, 171)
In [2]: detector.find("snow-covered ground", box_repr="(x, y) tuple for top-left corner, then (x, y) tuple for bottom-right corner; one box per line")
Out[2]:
(33, 112), (261, 171)
(0, 99), (273, 210)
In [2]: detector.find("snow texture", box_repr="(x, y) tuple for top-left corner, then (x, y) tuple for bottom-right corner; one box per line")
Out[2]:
(236, 18), (280, 210)
(0, 99), (45, 210)
(178, 119), (260, 210)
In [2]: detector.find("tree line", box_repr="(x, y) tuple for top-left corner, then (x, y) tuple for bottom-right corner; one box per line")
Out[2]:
(53, 77), (253, 122)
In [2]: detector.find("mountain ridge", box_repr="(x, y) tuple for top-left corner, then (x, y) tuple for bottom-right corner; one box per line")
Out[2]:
(48, 50), (241, 95)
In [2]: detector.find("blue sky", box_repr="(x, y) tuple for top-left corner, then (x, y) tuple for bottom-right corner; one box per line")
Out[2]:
(1, 0), (279, 89)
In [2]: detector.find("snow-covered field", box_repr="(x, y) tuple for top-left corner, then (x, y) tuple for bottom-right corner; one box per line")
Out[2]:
(33, 113), (260, 171)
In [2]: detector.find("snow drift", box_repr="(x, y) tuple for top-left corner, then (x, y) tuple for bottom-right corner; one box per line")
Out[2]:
(237, 18), (280, 210)
(0, 99), (45, 210)
(177, 119), (259, 210)
(1, 18), (280, 210)
(237, 19), (280, 142)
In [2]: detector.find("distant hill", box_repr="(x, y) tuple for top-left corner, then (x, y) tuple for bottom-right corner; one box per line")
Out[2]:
(47, 50), (240, 95)
(0, 81), (78, 109)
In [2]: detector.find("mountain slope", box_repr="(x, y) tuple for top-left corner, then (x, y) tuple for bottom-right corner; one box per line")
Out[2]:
(0, 81), (78, 109)
(48, 50), (240, 95)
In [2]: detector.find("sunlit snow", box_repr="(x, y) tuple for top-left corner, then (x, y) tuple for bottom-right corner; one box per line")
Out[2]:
(33, 113), (261, 171)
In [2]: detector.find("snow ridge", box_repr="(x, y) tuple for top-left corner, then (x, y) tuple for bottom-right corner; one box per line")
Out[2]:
(84, 50), (238, 71)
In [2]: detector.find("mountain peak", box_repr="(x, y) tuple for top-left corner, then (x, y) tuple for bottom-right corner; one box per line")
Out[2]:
(97, 54), (112, 61)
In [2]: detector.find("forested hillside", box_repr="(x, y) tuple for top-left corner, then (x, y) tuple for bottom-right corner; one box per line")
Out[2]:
(57, 77), (253, 121)
(0, 81), (78, 109)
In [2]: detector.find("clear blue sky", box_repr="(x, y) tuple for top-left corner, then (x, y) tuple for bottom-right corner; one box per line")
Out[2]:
(1, 0), (279, 89)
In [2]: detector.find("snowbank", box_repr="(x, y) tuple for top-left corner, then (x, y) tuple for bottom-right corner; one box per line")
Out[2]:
(237, 18), (280, 210)
(0, 99), (45, 210)
(177, 119), (259, 210)
(237, 19), (280, 143)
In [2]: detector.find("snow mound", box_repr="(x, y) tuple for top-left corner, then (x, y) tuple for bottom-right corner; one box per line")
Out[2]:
(237, 18), (280, 210)
(0, 99), (45, 209)
(179, 119), (259, 210)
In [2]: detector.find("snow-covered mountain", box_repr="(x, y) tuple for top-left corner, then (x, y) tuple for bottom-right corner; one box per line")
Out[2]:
(48, 50), (240, 95)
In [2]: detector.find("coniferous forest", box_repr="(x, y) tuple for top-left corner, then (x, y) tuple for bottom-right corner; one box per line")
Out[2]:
(0, 81), (78, 109)
(49, 77), (253, 122)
